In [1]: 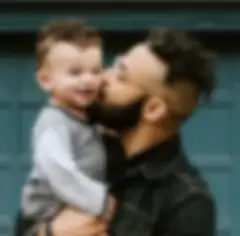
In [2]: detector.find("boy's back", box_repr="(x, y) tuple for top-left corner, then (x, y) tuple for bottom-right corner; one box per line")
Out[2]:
(22, 104), (107, 220)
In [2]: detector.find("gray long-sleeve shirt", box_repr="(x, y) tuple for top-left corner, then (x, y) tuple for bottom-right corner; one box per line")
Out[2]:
(21, 105), (108, 220)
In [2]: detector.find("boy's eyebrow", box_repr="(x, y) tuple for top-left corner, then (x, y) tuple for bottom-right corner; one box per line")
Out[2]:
(93, 67), (102, 71)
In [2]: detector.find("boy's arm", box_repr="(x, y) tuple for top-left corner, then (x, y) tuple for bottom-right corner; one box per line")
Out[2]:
(34, 122), (111, 217)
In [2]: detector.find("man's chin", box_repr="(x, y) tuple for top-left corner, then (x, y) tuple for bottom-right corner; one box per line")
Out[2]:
(86, 96), (145, 131)
(87, 107), (138, 131)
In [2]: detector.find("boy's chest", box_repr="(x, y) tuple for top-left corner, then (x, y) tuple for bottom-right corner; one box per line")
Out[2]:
(71, 124), (107, 181)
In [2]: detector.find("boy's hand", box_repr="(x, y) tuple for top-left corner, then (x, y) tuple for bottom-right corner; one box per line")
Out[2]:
(103, 195), (117, 222)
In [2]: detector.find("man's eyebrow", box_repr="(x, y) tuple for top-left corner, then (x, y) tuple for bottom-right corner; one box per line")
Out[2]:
(93, 66), (102, 71)
(118, 60), (127, 71)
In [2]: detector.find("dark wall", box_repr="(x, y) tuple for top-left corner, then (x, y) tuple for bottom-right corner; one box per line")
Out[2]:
(1, 30), (239, 61)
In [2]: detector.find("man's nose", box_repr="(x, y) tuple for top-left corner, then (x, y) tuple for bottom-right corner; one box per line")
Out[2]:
(102, 69), (113, 84)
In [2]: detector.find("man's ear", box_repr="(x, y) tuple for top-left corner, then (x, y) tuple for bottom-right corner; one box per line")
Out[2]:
(143, 97), (167, 123)
(37, 69), (52, 92)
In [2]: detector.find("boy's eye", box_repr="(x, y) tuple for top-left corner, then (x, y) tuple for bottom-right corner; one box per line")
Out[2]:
(70, 68), (82, 76)
(92, 68), (101, 75)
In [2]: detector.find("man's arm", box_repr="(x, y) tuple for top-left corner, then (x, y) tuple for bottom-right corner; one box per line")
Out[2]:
(33, 122), (108, 216)
(153, 194), (216, 236)
(36, 207), (107, 236)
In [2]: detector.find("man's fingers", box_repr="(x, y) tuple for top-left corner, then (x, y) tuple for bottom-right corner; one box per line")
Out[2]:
(81, 221), (107, 235)
(99, 233), (108, 236)
(49, 207), (108, 236)
(56, 207), (97, 225)
(72, 225), (107, 236)
(55, 219), (107, 236)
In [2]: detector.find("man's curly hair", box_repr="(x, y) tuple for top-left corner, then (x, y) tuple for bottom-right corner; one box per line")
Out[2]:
(147, 28), (216, 101)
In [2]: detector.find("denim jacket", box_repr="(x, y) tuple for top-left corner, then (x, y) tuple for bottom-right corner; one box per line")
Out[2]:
(105, 135), (216, 236)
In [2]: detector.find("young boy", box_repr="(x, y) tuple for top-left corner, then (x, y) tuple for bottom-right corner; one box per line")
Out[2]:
(20, 19), (115, 226)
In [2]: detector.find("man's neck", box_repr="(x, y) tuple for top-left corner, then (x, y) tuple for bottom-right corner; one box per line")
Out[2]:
(121, 125), (178, 159)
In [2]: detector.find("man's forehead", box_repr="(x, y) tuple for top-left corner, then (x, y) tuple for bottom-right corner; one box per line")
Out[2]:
(123, 43), (168, 93)
(126, 43), (151, 62)
(127, 44), (167, 74)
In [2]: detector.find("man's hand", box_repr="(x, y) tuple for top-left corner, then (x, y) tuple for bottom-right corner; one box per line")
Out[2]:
(39, 207), (108, 236)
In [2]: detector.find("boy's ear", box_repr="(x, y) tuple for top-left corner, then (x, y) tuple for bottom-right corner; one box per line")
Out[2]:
(37, 69), (52, 92)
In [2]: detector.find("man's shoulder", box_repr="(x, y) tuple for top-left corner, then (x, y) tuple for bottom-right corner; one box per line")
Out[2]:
(146, 155), (215, 232)
(163, 154), (214, 211)
(153, 163), (216, 236)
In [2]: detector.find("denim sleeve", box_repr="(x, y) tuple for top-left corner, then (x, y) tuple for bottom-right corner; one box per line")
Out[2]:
(153, 194), (216, 236)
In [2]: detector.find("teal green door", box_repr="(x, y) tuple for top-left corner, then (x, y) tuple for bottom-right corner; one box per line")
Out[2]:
(0, 32), (239, 236)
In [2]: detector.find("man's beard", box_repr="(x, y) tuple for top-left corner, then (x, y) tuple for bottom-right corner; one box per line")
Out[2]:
(87, 96), (147, 132)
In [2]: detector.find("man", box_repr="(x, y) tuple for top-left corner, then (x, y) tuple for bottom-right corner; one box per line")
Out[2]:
(31, 28), (216, 236)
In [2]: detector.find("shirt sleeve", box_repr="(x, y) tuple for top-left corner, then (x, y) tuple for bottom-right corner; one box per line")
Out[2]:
(153, 194), (216, 236)
(33, 121), (108, 216)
